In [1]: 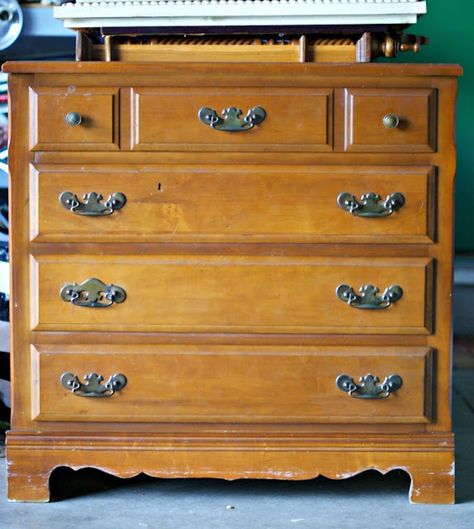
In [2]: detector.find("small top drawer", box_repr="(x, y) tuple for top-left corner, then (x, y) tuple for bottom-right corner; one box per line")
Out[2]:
(29, 87), (120, 151)
(343, 88), (437, 153)
(130, 87), (333, 152)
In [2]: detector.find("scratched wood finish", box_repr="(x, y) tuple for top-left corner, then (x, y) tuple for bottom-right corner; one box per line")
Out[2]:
(4, 62), (460, 504)
(6, 432), (455, 504)
(31, 344), (432, 424)
(31, 165), (435, 244)
(31, 255), (433, 334)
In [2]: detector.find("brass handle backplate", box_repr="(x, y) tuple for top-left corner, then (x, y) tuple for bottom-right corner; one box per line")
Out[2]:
(60, 278), (126, 308)
(65, 111), (82, 127)
(336, 373), (403, 399)
(198, 106), (266, 132)
(60, 191), (127, 216)
(61, 372), (127, 398)
(383, 113), (400, 129)
(336, 284), (403, 310)
(337, 192), (405, 218)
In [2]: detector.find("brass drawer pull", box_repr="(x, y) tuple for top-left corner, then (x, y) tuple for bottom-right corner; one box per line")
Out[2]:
(337, 192), (405, 217)
(336, 373), (403, 399)
(65, 111), (82, 127)
(60, 278), (126, 308)
(60, 191), (126, 216)
(383, 113), (400, 129)
(336, 284), (403, 310)
(198, 106), (266, 132)
(61, 372), (127, 398)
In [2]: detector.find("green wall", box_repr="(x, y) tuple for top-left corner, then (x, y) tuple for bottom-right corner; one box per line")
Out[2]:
(387, 0), (474, 251)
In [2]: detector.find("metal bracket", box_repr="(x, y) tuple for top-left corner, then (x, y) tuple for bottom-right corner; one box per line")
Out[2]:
(336, 373), (403, 399)
(198, 106), (266, 132)
(337, 192), (405, 218)
(60, 278), (126, 308)
(60, 191), (126, 216)
(336, 284), (403, 310)
(61, 372), (127, 398)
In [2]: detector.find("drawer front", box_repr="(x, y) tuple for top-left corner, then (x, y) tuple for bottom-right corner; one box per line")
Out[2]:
(31, 165), (435, 244)
(29, 87), (120, 151)
(130, 87), (332, 151)
(31, 255), (433, 334)
(31, 345), (433, 424)
(343, 88), (437, 152)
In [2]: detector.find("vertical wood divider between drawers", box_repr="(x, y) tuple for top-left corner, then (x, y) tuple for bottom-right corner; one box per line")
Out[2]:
(120, 87), (132, 151)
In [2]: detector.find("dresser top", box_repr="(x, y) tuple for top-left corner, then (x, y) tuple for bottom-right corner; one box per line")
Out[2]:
(3, 61), (462, 77)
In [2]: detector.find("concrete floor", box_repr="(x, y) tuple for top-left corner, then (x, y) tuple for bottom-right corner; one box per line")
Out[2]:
(0, 370), (473, 529)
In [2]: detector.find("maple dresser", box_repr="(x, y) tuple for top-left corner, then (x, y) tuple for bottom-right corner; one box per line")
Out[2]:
(5, 61), (460, 503)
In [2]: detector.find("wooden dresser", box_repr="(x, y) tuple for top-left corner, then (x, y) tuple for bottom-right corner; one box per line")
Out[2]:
(5, 62), (461, 503)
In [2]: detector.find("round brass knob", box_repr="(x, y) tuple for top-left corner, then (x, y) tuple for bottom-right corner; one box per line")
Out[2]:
(383, 113), (400, 129)
(65, 111), (82, 127)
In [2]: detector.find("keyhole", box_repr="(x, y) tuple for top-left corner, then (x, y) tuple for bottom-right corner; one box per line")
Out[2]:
(157, 183), (162, 191)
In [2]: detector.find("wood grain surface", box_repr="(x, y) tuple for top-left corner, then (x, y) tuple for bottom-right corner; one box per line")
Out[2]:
(29, 87), (120, 151)
(31, 344), (433, 424)
(31, 255), (433, 334)
(30, 165), (436, 244)
(5, 62), (460, 503)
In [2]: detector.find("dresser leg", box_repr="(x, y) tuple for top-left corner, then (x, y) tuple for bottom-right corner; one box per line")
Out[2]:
(408, 465), (455, 504)
(7, 462), (52, 502)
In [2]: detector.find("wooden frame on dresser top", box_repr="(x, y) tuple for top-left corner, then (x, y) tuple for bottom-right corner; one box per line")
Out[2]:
(4, 62), (461, 503)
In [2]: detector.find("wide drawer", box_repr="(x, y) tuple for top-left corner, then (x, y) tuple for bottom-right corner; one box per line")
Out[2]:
(129, 87), (332, 152)
(31, 344), (433, 424)
(29, 87), (120, 151)
(343, 88), (437, 152)
(31, 165), (436, 244)
(31, 255), (433, 334)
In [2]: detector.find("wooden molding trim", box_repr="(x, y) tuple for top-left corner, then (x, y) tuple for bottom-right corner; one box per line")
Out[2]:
(6, 432), (454, 504)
